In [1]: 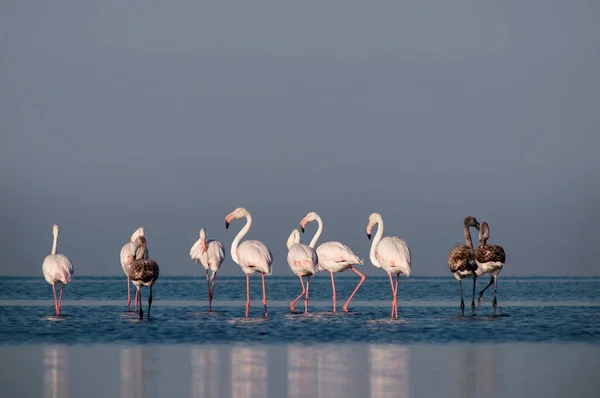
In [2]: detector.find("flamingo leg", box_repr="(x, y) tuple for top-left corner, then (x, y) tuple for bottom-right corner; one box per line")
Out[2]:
(477, 275), (494, 305)
(290, 275), (306, 312)
(343, 266), (366, 312)
(148, 285), (153, 320)
(492, 274), (498, 317)
(305, 276), (310, 314)
(210, 273), (217, 307)
(459, 280), (465, 316)
(330, 272), (337, 312)
(471, 275), (477, 316)
(394, 273), (399, 318)
(52, 284), (58, 315)
(138, 288), (143, 320)
(135, 289), (139, 312)
(245, 274), (250, 318)
(127, 277), (131, 312)
(262, 273), (268, 318)
(206, 270), (213, 312)
(57, 285), (64, 315)
(388, 272), (396, 319)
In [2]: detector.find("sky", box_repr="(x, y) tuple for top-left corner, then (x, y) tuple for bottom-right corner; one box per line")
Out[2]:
(1, 1), (599, 276)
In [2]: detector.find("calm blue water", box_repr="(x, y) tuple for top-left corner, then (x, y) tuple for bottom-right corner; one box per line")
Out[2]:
(1, 276), (598, 345)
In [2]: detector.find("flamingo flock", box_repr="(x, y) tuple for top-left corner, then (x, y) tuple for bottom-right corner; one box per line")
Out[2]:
(41, 209), (506, 320)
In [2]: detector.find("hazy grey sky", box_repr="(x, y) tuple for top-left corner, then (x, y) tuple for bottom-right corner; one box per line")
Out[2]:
(1, 1), (599, 276)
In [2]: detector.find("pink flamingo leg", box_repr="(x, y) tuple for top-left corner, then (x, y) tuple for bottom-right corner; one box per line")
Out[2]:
(343, 266), (366, 312)
(57, 285), (64, 315)
(330, 272), (337, 312)
(245, 274), (250, 318)
(290, 276), (306, 312)
(127, 277), (131, 312)
(394, 273), (400, 318)
(210, 274), (217, 308)
(388, 272), (396, 319)
(262, 273), (268, 318)
(305, 276), (310, 314)
(206, 270), (213, 312)
(135, 289), (139, 312)
(52, 284), (58, 315)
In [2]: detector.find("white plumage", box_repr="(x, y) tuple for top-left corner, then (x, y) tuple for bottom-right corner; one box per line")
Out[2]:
(190, 228), (225, 312)
(287, 229), (318, 313)
(300, 211), (366, 313)
(41, 224), (74, 316)
(120, 227), (146, 311)
(225, 207), (273, 318)
(366, 213), (411, 319)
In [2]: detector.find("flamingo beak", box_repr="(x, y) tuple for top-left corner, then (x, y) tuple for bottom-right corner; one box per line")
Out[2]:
(300, 219), (307, 233)
(367, 232), (371, 240)
(366, 225), (372, 240)
(225, 220), (230, 229)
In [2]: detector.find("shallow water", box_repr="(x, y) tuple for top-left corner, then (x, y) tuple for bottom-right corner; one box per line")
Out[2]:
(1, 276), (598, 344)
(1, 276), (598, 397)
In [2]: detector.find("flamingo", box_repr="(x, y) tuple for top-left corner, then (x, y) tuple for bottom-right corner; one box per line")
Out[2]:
(42, 224), (74, 316)
(286, 229), (318, 314)
(474, 221), (506, 316)
(448, 216), (480, 316)
(126, 236), (159, 320)
(190, 228), (225, 312)
(120, 227), (147, 312)
(300, 211), (365, 313)
(366, 213), (411, 319)
(225, 207), (273, 318)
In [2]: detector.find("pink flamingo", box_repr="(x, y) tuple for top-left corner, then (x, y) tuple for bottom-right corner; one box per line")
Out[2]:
(366, 213), (412, 319)
(225, 207), (273, 318)
(42, 224), (74, 316)
(286, 229), (318, 313)
(300, 211), (365, 313)
(190, 228), (225, 312)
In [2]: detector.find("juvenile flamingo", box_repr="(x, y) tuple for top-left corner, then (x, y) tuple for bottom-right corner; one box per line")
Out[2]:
(300, 211), (365, 313)
(225, 207), (273, 318)
(42, 224), (74, 316)
(190, 228), (225, 312)
(475, 221), (506, 316)
(448, 216), (480, 316)
(286, 229), (318, 314)
(366, 213), (411, 319)
(120, 227), (147, 311)
(126, 236), (159, 320)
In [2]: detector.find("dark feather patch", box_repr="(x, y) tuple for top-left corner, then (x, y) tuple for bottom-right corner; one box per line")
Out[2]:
(448, 244), (477, 273)
(475, 244), (506, 264)
(130, 259), (160, 284)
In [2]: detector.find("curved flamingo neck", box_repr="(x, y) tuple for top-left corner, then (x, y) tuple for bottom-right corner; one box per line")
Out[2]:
(309, 214), (323, 249)
(463, 220), (474, 249)
(287, 230), (300, 250)
(369, 215), (384, 267)
(51, 234), (58, 255)
(231, 213), (252, 264)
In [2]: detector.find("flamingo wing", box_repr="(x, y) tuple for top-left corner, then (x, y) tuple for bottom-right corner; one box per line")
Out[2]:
(375, 237), (411, 274)
(316, 241), (363, 269)
(238, 240), (273, 274)
(206, 239), (226, 271)
(287, 243), (318, 275)
(43, 254), (74, 285)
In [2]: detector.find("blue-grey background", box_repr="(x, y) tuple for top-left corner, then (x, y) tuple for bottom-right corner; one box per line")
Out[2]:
(1, 1), (598, 276)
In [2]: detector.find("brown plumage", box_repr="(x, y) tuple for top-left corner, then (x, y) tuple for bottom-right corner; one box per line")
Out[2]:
(127, 236), (159, 320)
(447, 216), (480, 277)
(448, 244), (477, 274)
(474, 221), (506, 316)
(448, 216), (480, 316)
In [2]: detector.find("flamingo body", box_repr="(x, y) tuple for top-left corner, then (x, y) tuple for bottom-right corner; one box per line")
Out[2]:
(120, 227), (146, 311)
(372, 236), (411, 276)
(286, 229), (318, 313)
(316, 241), (363, 273)
(41, 224), (74, 316)
(190, 228), (226, 312)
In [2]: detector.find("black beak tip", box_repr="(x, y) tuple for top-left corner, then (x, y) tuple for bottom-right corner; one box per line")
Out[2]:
(367, 233), (371, 240)
(301, 227), (305, 233)
(225, 221), (230, 229)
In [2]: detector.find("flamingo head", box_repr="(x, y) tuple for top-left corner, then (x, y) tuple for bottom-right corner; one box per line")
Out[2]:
(130, 227), (145, 243)
(479, 221), (490, 242)
(225, 207), (248, 229)
(133, 236), (147, 253)
(52, 224), (60, 237)
(300, 211), (319, 233)
(366, 213), (382, 240)
(464, 216), (480, 230)
(126, 254), (135, 265)
(199, 228), (207, 251)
